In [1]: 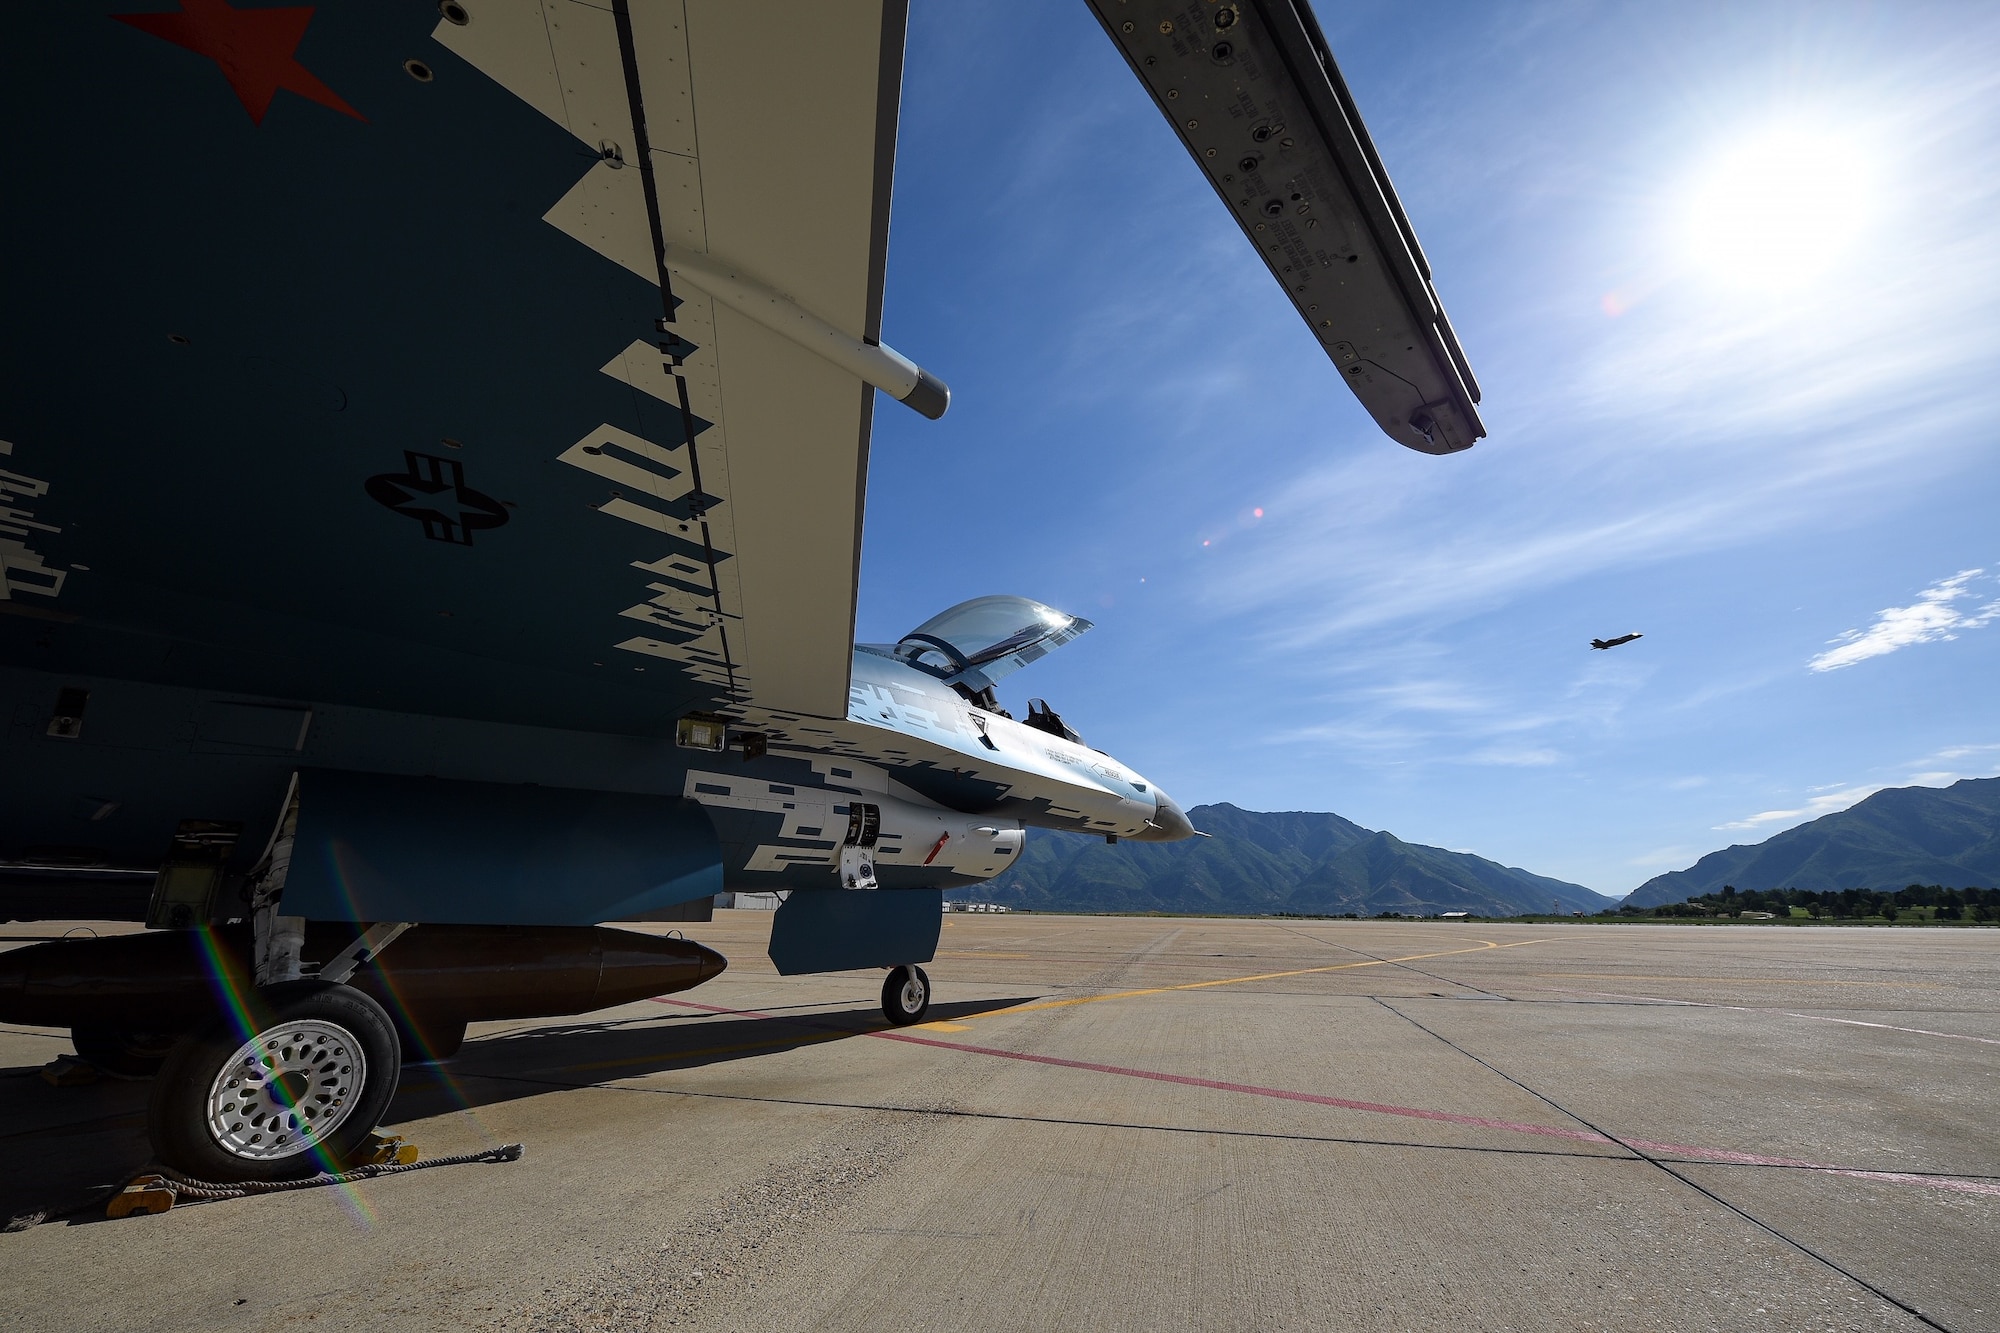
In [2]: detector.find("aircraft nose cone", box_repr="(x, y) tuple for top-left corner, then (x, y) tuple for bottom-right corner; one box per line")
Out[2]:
(1131, 789), (1195, 842)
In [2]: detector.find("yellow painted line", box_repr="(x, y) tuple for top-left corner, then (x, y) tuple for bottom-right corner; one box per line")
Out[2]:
(961, 938), (1557, 1020)
(550, 938), (1562, 1070)
(1534, 973), (1948, 988)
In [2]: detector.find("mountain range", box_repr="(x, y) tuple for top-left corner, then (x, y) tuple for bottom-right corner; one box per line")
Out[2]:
(1623, 776), (2000, 907)
(963, 803), (1617, 917)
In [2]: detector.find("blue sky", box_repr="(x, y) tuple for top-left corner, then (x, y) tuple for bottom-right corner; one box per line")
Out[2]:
(854, 0), (2000, 898)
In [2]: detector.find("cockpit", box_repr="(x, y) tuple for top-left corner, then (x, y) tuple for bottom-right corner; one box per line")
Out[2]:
(858, 595), (1092, 740)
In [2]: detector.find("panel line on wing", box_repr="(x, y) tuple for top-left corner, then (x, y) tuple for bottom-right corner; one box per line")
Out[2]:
(435, 0), (895, 717)
(610, 0), (739, 700)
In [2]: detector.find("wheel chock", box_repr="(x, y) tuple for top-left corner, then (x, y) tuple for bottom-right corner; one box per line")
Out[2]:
(100, 1136), (440, 1221)
(37, 1056), (99, 1087)
(106, 1176), (177, 1219)
(349, 1134), (419, 1167)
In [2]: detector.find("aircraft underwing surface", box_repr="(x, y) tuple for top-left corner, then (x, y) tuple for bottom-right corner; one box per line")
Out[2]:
(0, 2), (934, 899)
(3, 0), (906, 742)
(1085, 0), (1484, 454)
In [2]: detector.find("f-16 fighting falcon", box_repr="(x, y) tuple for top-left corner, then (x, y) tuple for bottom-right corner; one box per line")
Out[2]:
(1591, 633), (1645, 650)
(0, 0), (1480, 1179)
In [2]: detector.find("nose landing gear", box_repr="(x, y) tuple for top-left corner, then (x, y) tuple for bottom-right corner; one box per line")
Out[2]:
(881, 964), (932, 1026)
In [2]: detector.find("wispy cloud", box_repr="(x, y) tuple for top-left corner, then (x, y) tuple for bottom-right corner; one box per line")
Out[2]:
(1809, 569), (2000, 672)
(1712, 744), (2000, 834)
(1259, 641), (1629, 774)
(1628, 846), (1701, 870)
(1465, 746), (1562, 768)
(1928, 743), (2000, 765)
(1901, 741), (2000, 788)
(882, 4), (2000, 897)
(1714, 784), (1883, 831)
(1167, 30), (2000, 658)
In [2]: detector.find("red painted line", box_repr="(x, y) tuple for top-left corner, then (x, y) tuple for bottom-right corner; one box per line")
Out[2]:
(870, 1026), (1614, 1143)
(653, 998), (1598, 1139)
(648, 997), (2000, 1198)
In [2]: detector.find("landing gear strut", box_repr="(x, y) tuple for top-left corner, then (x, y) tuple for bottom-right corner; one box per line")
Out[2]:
(147, 980), (403, 1180)
(881, 964), (931, 1026)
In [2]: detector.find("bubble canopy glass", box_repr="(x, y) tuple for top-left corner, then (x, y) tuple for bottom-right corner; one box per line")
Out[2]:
(878, 595), (1094, 686)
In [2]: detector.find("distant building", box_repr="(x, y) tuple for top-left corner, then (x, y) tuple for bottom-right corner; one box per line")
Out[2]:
(716, 891), (782, 911)
(1439, 911), (1469, 920)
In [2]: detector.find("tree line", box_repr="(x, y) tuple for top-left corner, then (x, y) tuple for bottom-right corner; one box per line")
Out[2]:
(1620, 884), (2000, 922)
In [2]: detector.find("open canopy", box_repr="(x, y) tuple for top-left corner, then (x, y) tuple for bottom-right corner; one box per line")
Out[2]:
(869, 596), (1094, 688)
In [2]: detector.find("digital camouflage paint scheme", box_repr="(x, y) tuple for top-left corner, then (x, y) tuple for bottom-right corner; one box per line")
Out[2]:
(0, 0), (1473, 1178)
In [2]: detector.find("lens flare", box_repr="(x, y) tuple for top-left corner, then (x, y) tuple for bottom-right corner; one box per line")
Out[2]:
(191, 924), (377, 1224)
(178, 841), (508, 1223)
(1683, 126), (1875, 291)
(323, 840), (505, 1145)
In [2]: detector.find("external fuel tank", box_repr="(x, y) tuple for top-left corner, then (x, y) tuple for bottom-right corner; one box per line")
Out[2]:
(0, 923), (726, 1032)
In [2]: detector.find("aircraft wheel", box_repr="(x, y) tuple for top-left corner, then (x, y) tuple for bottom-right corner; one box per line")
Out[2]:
(148, 981), (401, 1181)
(881, 964), (931, 1026)
(70, 1025), (182, 1078)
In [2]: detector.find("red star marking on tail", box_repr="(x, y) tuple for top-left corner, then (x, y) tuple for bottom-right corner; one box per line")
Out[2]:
(114, 0), (366, 125)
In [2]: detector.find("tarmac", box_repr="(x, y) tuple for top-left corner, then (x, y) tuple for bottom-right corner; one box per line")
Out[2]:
(2, 912), (1996, 1332)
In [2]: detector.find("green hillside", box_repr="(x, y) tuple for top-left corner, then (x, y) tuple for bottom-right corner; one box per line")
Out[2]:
(965, 803), (1615, 917)
(1624, 777), (2000, 908)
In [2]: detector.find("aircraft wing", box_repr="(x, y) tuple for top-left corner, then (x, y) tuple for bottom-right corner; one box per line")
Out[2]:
(2, 1), (919, 730)
(1085, 0), (1484, 454)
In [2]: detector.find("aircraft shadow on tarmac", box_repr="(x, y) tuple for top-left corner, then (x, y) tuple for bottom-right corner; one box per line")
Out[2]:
(0, 997), (1032, 1228)
(395, 996), (1034, 1120)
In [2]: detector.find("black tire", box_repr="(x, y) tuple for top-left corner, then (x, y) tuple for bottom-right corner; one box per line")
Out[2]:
(881, 964), (932, 1026)
(71, 1025), (183, 1079)
(148, 981), (401, 1181)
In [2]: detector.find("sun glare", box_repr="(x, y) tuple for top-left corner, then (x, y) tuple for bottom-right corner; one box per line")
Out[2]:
(1684, 127), (1875, 291)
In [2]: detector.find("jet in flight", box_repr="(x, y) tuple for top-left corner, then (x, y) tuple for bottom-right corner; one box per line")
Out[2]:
(1591, 633), (1645, 650)
(0, 0), (1481, 1179)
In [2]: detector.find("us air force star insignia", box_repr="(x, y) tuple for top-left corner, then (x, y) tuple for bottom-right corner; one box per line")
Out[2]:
(365, 452), (508, 546)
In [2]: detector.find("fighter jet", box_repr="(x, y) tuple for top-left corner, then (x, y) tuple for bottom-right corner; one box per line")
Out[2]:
(0, 0), (1481, 1180)
(1591, 633), (1645, 650)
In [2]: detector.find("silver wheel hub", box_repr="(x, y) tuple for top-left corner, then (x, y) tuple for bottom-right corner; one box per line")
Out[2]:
(204, 1019), (366, 1161)
(899, 972), (926, 1012)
